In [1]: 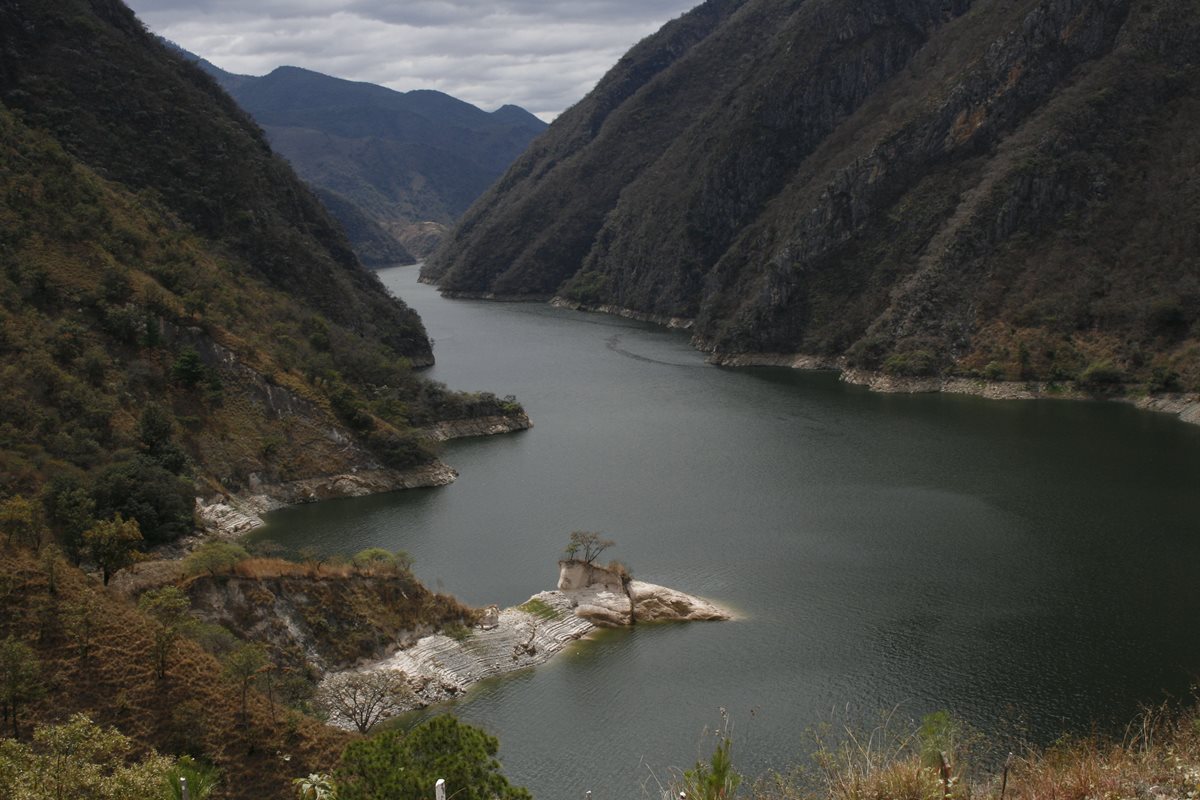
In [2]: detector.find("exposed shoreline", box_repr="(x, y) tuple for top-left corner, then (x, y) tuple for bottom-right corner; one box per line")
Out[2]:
(323, 577), (731, 726)
(195, 411), (533, 538)
(474, 294), (1200, 427)
(548, 296), (695, 331)
(709, 352), (1200, 426)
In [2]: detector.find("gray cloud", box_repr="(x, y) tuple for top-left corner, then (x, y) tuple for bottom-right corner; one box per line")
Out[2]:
(125, 0), (700, 119)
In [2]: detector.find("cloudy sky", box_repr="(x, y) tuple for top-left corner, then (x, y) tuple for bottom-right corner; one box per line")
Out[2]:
(125, 0), (701, 120)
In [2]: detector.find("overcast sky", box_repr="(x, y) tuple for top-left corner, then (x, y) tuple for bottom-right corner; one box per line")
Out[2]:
(125, 0), (701, 120)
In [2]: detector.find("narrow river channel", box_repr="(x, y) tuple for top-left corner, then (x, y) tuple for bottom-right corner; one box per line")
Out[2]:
(256, 265), (1200, 800)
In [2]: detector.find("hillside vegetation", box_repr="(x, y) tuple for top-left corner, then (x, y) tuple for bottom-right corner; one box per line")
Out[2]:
(0, 0), (523, 518)
(428, 0), (1200, 393)
(0, 540), (349, 799)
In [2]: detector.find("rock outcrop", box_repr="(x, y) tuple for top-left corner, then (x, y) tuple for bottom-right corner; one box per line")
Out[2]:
(556, 560), (730, 626)
(321, 566), (730, 725)
(422, 412), (533, 442)
(196, 410), (531, 537)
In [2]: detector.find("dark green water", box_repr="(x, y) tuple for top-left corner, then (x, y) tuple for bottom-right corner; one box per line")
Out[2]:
(258, 266), (1200, 799)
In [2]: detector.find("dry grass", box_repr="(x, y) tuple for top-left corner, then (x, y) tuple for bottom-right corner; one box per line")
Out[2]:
(0, 541), (349, 800)
(751, 705), (1200, 800)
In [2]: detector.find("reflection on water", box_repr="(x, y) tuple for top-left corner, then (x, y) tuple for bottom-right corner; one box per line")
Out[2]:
(254, 266), (1200, 799)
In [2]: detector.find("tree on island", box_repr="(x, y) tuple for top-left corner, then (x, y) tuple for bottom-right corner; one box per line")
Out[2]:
(563, 531), (614, 565)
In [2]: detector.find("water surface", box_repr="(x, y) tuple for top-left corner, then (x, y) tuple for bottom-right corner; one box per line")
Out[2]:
(257, 266), (1200, 799)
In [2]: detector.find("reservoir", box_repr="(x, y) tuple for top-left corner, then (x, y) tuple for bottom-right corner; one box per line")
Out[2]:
(258, 265), (1200, 799)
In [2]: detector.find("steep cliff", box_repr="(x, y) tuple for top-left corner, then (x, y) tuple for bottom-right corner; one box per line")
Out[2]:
(428, 0), (1200, 392)
(185, 568), (476, 675)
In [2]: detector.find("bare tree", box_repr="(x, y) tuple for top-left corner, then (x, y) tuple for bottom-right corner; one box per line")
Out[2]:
(565, 531), (615, 565)
(317, 670), (412, 733)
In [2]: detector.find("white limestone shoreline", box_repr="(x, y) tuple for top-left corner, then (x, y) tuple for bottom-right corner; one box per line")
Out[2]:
(322, 568), (731, 727)
(194, 412), (533, 539)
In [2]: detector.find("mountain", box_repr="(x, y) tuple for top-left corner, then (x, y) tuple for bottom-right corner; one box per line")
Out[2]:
(172, 49), (548, 262)
(0, 0), (523, 520)
(426, 0), (1200, 393)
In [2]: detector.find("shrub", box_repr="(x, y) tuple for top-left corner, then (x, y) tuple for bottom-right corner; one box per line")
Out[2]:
(184, 541), (250, 577)
(983, 360), (1007, 381)
(334, 715), (531, 800)
(882, 349), (939, 377)
(170, 348), (206, 388)
(351, 548), (396, 571)
(1077, 360), (1125, 391)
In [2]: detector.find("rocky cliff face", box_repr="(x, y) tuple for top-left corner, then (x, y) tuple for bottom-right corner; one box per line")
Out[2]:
(186, 571), (476, 675)
(428, 0), (1200, 391)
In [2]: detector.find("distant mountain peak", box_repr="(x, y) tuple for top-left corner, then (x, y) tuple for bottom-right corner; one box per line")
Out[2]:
(161, 41), (545, 261)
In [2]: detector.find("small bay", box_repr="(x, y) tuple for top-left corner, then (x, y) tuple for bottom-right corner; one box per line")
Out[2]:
(257, 266), (1200, 799)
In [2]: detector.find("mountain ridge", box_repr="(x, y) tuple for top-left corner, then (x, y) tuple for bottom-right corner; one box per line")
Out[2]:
(0, 0), (525, 514)
(428, 0), (1200, 394)
(166, 43), (548, 261)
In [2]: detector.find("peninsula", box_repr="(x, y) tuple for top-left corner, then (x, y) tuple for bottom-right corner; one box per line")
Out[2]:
(324, 560), (730, 723)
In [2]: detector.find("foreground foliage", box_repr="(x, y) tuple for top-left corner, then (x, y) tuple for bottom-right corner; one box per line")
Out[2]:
(0, 714), (175, 800)
(334, 715), (531, 800)
(686, 705), (1200, 800)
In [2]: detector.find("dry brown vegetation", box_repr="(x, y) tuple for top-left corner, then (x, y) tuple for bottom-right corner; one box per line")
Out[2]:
(0, 541), (348, 800)
(748, 706), (1200, 800)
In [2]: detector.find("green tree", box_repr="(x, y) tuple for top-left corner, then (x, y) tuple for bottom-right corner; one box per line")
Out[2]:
(351, 548), (395, 571)
(170, 349), (205, 389)
(0, 495), (41, 551)
(335, 715), (531, 800)
(82, 514), (142, 585)
(0, 713), (174, 799)
(184, 541), (249, 577)
(138, 403), (175, 451)
(90, 457), (194, 544)
(38, 544), (63, 596)
(223, 643), (268, 724)
(63, 598), (98, 665)
(138, 405), (187, 474)
(41, 474), (95, 562)
(138, 587), (194, 680)
(0, 636), (42, 738)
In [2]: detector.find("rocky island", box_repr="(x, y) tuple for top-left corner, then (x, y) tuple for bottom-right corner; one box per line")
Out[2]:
(323, 558), (730, 724)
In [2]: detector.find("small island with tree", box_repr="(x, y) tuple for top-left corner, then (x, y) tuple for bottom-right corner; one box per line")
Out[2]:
(317, 531), (731, 724)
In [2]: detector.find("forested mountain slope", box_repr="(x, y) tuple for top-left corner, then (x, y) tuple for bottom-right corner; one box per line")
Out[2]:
(183, 54), (548, 261)
(0, 0), (522, 528)
(427, 0), (1200, 392)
